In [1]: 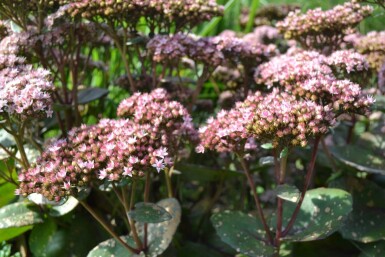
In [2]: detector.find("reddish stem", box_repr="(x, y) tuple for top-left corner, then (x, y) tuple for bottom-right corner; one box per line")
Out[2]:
(237, 153), (274, 245)
(282, 137), (320, 237)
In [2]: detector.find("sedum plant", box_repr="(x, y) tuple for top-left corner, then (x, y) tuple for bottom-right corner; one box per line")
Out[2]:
(0, 0), (384, 257)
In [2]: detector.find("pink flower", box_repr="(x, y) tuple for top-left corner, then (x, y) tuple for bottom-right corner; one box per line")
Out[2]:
(63, 181), (71, 190)
(152, 159), (165, 173)
(154, 147), (168, 159)
(98, 169), (108, 180)
(123, 167), (133, 177)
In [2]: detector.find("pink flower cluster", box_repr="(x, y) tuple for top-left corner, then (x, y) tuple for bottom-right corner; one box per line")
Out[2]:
(256, 50), (373, 114)
(196, 104), (255, 153)
(0, 31), (30, 55)
(327, 50), (369, 74)
(245, 89), (335, 148)
(355, 31), (385, 71)
(277, 1), (372, 50)
(18, 119), (172, 201)
(147, 33), (224, 67)
(117, 88), (198, 156)
(65, 0), (223, 31)
(211, 32), (277, 66)
(197, 88), (336, 152)
(0, 53), (54, 120)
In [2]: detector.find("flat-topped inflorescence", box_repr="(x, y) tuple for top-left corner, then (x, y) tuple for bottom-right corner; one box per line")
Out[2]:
(17, 119), (173, 201)
(256, 50), (373, 114)
(147, 33), (224, 67)
(117, 88), (198, 156)
(65, 0), (223, 32)
(0, 53), (54, 120)
(327, 49), (369, 74)
(277, 1), (372, 51)
(211, 31), (277, 67)
(245, 89), (335, 148)
(196, 103), (256, 153)
(354, 31), (385, 71)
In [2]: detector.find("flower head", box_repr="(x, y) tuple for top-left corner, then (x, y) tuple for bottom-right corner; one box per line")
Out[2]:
(277, 1), (372, 51)
(18, 118), (173, 201)
(117, 88), (199, 156)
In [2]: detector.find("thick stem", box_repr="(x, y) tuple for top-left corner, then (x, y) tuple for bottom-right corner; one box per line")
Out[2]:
(79, 200), (140, 254)
(346, 114), (356, 144)
(126, 181), (143, 250)
(282, 137), (321, 237)
(237, 154), (273, 244)
(164, 167), (173, 198)
(188, 66), (211, 112)
(275, 153), (288, 252)
(13, 129), (29, 169)
(16, 234), (28, 257)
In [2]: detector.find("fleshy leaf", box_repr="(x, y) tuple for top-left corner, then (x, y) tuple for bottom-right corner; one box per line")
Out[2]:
(146, 198), (182, 257)
(275, 188), (352, 242)
(49, 196), (79, 217)
(333, 177), (385, 243)
(357, 241), (385, 257)
(275, 184), (300, 202)
(341, 209), (385, 243)
(0, 183), (17, 208)
(77, 88), (109, 105)
(330, 145), (385, 175)
(86, 236), (141, 257)
(0, 202), (43, 228)
(29, 218), (66, 257)
(128, 202), (172, 223)
(0, 226), (32, 242)
(211, 210), (275, 257)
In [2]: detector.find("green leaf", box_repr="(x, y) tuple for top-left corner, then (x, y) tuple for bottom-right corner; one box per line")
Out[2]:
(333, 177), (385, 243)
(244, 0), (260, 33)
(211, 211), (275, 257)
(357, 241), (385, 257)
(77, 88), (109, 105)
(330, 145), (385, 175)
(0, 226), (32, 242)
(177, 242), (223, 257)
(276, 188), (352, 242)
(49, 196), (79, 217)
(261, 143), (273, 149)
(0, 130), (15, 148)
(128, 202), (172, 224)
(145, 198), (181, 257)
(274, 184), (300, 202)
(86, 236), (140, 257)
(199, 0), (237, 36)
(259, 156), (274, 166)
(0, 202), (43, 228)
(341, 208), (385, 243)
(280, 147), (289, 159)
(66, 211), (109, 257)
(29, 218), (66, 257)
(126, 36), (148, 46)
(10, 21), (22, 33)
(0, 183), (17, 207)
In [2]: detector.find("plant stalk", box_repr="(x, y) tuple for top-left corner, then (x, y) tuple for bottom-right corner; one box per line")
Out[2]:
(237, 153), (273, 244)
(79, 200), (140, 254)
(282, 137), (321, 237)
